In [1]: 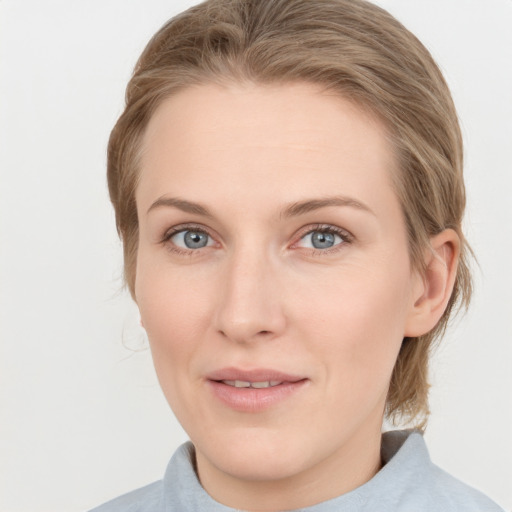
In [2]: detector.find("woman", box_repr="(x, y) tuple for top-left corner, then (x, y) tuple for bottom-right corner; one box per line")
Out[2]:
(91, 0), (504, 510)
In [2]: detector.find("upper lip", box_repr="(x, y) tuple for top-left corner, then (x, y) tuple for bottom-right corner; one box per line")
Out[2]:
(206, 367), (306, 383)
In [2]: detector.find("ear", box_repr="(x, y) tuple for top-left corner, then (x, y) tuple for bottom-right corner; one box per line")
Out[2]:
(404, 229), (460, 337)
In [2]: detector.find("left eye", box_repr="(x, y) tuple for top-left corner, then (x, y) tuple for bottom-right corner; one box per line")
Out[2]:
(297, 229), (344, 250)
(170, 229), (214, 249)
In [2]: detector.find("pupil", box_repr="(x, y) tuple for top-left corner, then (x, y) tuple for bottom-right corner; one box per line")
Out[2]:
(312, 231), (334, 249)
(184, 231), (208, 248)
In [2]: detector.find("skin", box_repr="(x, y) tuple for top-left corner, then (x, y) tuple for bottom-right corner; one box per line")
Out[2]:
(134, 82), (459, 511)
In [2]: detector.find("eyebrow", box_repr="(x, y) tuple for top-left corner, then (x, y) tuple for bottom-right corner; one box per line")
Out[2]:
(281, 196), (375, 218)
(147, 195), (375, 218)
(147, 196), (213, 217)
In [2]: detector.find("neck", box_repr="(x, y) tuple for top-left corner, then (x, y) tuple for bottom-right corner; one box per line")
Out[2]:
(195, 422), (383, 511)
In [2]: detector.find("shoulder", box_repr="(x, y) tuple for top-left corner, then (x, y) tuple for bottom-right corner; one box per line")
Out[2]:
(88, 481), (163, 512)
(87, 442), (203, 512)
(373, 430), (505, 512)
(424, 463), (505, 512)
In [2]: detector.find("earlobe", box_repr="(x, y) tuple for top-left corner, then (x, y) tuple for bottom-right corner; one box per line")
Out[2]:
(404, 229), (460, 337)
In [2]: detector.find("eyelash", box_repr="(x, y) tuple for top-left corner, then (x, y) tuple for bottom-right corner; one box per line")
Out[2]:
(160, 223), (353, 256)
(161, 223), (215, 256)
(294, 224), (353, 255)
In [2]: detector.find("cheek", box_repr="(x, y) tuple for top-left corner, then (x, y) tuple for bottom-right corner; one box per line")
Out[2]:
(295, 263), (411, 387)
(135, 258), (214, 371)
(135, 264), (219, 428)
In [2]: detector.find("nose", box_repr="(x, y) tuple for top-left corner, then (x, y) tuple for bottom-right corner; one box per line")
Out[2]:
(213, 247), (287, 344)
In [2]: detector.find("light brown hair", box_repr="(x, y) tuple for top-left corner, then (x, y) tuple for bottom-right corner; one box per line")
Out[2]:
(107, 0), (472, 429)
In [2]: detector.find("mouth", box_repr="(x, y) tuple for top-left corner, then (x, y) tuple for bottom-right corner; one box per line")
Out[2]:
(206, 368), (308, 412)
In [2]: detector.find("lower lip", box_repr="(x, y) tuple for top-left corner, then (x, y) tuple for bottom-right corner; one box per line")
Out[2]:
(207, 380), (308, 412)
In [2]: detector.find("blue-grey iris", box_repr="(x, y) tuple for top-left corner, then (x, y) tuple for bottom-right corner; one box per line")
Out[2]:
(311, 231), (335, 249)
(184, 231), (209, 248)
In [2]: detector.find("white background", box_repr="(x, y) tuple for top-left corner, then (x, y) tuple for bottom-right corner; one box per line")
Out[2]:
(1, 1), (511, 511)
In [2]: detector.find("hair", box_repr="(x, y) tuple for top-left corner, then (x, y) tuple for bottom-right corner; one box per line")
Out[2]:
(107, 0), (472, 429)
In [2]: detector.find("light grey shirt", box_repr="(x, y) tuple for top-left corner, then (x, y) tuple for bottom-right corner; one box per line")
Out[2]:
(90, 430), (504, 511)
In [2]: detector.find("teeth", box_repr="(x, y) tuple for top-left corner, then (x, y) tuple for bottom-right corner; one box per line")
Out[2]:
(222, 380), (283, 388)
(251, 380), (283, 388)
(251, 381), (270, 388)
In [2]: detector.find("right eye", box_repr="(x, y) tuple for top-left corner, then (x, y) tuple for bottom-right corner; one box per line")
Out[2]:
(168, 229), (215, 250)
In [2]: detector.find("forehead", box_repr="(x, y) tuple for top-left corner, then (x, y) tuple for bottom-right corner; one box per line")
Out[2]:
(137, 81), (398, 220)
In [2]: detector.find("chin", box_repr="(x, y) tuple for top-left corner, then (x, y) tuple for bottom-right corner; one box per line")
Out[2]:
(214, 450), (309, 483)
(195, 426), (313, 481)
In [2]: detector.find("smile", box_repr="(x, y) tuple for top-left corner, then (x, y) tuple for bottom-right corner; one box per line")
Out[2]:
(206, 368), (308, 412)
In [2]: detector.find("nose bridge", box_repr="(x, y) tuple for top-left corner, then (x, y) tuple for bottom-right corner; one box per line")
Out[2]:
(214, 242), (285, 343)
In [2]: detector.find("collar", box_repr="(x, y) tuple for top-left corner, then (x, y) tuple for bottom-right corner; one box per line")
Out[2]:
(162, 430), (429, 511)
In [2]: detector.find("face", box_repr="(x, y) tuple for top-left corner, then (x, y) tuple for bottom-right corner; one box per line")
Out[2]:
(135, 82), (424, 506)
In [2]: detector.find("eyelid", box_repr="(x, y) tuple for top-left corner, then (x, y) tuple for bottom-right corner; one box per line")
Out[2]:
(161, 223), (214, 242)
(294, 223), (353, 241)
